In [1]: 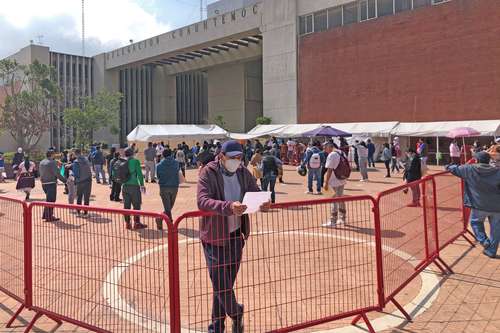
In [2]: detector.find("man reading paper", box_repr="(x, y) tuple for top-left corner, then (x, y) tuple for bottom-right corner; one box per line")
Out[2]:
(197, 140), (270, 333)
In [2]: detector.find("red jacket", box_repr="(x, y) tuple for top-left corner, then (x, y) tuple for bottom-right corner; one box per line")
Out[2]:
(197, 160), (261, 246)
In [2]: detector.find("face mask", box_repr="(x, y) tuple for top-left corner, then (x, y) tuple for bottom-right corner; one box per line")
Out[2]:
(224, 159), (241, 173)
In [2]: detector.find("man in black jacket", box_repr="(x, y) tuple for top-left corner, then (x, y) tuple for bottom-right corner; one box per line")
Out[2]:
(403, 148), (422, 207)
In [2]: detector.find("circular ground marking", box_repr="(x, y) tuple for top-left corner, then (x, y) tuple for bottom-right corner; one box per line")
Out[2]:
(104, 231), (440, 332)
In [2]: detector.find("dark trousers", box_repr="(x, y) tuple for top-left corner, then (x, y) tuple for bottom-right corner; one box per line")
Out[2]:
(202, 230), (245, 333)
(384, 160), (391, 177)
(450, 156), (461, 165)
(391, 157), (400, 172)
(159, 187), (178, 221)
(123, 185), (142, 223)
(354, 156), (359, 171)
(179, 162), (186, 177)
(261, 175), (276, 203)
(76, 180), (92, 212)
(42, 183), (57, 219)
(110, 181), (122, 201)
(368, 154), (375, 167)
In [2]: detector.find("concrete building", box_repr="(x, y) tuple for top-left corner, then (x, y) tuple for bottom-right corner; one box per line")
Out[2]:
(1, 0), (498, 151)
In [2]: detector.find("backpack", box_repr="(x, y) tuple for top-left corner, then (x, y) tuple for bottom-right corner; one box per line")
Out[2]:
(262, 155), (278, 175)
(113, 159), (130, 184)
(309, 153), (321, 169)
(333, 152), (351, 180)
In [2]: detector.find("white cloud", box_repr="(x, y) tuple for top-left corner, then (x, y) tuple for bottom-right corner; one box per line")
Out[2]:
(0, 0), (171, 53)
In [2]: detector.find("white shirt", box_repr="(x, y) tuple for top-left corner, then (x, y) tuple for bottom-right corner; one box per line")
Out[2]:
(450, 143), (460, 157)
(287, 140), (296, 152)
(325, 151), (347, 188)
(156, 145), (165, 156)
(356, 145), (369, 158)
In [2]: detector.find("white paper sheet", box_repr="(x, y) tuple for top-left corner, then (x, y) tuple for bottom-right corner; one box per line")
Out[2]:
(242, 191), (271, 214)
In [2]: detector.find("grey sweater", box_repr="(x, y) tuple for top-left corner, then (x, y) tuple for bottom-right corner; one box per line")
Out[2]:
(39, 158), (66, 185)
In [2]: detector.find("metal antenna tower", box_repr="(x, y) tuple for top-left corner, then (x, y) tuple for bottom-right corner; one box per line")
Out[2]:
(82, 0), (85, 56)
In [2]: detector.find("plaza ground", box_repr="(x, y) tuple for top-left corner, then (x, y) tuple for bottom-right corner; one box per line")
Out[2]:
(0, 165), (499, 332)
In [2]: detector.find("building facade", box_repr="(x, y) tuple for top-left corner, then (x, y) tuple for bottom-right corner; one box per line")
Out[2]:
(1, 0), (498, 151)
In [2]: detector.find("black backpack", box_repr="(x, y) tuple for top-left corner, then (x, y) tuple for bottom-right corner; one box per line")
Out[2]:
(113, 159), (130, 184)
(262, 155), (278, 175)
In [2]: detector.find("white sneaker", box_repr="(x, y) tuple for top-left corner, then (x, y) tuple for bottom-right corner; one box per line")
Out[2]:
(305, 191), (313, 194)
(322, 221), (337, 228)
(360, 179), (368, 182)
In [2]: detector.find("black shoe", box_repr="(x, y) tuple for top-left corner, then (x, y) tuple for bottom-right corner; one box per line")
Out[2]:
(134, 222), (147, 230)
(155, 218), (163, 230)
(151, 180), (157, 183)
(232, 306), (244, 333)
(483, 250), (498, 259)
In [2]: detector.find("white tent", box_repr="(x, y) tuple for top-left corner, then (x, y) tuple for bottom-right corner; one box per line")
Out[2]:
(324, 121), (399, 138)
(391, 120), (500, 137)
(127, 124), (228, 142)
(240, 122), (399, 139)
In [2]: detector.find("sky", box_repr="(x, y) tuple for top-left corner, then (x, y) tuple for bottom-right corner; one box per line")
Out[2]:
(0, 0), (219, 58)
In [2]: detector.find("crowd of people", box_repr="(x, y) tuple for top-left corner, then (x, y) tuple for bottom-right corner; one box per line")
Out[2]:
(1, 137), (498, 237)
(1, 136), (499, 332)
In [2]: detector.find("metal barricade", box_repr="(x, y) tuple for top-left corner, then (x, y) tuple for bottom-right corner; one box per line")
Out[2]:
(173, 196), (382, 333)
(27, 202), (173, 333)
(432, 171), (470, 250)
(0, 196), (28, 328)
(375, 177), (445, 321)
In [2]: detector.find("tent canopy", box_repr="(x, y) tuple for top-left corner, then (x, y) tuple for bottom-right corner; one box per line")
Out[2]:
(323, 122), (398, 138)
(127, 124), (227, 142)
(391, 120), (500, 137)
(241, 122), (399, 138)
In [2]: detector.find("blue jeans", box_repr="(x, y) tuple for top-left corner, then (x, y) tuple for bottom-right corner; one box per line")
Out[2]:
(307, 168), (322, 192)
(470, 209), (500, 257)
(261, 175), (277, 203)
(94, 164), (106, 183)
(368, 154), (375, 167)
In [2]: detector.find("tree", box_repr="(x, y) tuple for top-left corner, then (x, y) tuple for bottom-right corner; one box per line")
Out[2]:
(0, 59), (60, 151)
(214, 114), (227, 130)
(63, 91), (122, 147)
(256, 116), (272, 125)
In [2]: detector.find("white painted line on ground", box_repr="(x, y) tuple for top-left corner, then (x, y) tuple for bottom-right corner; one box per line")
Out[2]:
(103, 229), (441, 332)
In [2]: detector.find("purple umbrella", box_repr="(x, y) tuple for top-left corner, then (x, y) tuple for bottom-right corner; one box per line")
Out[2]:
(302, 126), (352, 138)
(447, 127), (481, 162)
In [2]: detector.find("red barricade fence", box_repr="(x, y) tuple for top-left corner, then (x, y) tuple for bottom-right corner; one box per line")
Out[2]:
(173, 196), (382, 333)
(0, 196), (27, 328)
(0, 171), (475, 333)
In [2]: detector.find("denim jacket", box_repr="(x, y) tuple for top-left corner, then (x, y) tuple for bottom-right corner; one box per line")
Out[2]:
(447, 164), (500, 213)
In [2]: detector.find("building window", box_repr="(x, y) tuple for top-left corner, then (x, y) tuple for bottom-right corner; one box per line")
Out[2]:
(299, 14), (313, 35)
(360, 0), (376, 21)
(395, 0), (412, 12)
(314, 10), (327, 32)
(377, 0), (394, 17)
(342, 2), (359, 25)
(328, 7), (342, 29)
(413, 0), (432, 8)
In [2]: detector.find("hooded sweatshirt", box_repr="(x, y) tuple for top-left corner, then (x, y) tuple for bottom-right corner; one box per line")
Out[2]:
(447, 163), (500, 213)
(156, 156), (180, 188)
(72, 155), (92, 184)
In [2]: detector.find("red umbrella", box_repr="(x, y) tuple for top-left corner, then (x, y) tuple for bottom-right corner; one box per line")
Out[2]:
(447, 127), (481, 162)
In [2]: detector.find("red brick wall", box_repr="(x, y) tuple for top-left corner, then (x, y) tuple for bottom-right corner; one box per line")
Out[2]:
(298, 0), (500, 123)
